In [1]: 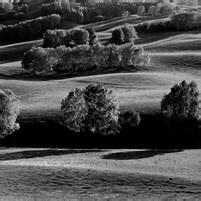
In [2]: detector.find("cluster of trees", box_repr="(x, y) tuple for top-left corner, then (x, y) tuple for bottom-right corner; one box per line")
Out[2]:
(146, 3), (174, 17)
(61, 80), (200, 136)
(0, 1), (29, 22)
(111, 24), (137, 45)
(0, 14), (61, 43)
(136, 12), (200, 33)
(61, 84), (141, 135)
(0, 80), (199, 138)
(22, 43), (149, 75)
(43, 27), (97, 48)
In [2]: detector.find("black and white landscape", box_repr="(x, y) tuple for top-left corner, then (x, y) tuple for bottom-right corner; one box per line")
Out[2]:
(0, 0), (201, 200)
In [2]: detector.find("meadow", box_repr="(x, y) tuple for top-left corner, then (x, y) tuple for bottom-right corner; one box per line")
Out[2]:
(1, 11), (201, 200)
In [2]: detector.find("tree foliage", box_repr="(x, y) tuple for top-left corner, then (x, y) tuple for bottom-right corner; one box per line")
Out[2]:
(22, 43), (149, 75)
(161, 81), (199, 121)
(0, 14), (61, 43)
(61, 84), (120, 135)
(0, 89), (20, 138)
(111, 24), (137, 45)
(43, 28), (90, 48)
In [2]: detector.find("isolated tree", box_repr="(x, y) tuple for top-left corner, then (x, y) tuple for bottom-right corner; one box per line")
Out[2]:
(0, 89), (20, 138)
(161, 81), (199, 121)
(61, 84), (120, 135)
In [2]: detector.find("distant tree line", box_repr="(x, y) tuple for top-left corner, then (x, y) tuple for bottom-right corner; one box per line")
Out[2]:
(135, 12), (201, 33)
(0, 14), (61, 43)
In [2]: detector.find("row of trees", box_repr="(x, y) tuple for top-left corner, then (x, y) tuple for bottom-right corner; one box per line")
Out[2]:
(40, 2), (172, 25)
(1, 80), (199, 138)
(22, 43), (149, 75)
(0, 14), (61, 43)
(135, 12), (200, 33)
(43, 27), (97, 48)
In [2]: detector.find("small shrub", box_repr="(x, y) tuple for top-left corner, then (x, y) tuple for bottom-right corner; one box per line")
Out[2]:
(137, 6), (145, 16)
(120, 111), (141, 128)
(111, 28), (125, 45)
(161, 80), (199, 121)
(61, 84), (120, 135)
(0, 89), (20, 138)
(87, 27), (98, 46)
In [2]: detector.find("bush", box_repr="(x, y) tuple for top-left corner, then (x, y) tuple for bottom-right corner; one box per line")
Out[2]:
(137, 6), (145, 16)
(111, 24), (137, 45)
(111, 28), (125, 45)
(22, 43), (149, 75)
(87, 27), (98, 46)
(122, 24), (137, 43)
(0, 89), (20, 138)
(0, 14), (61, 43)
(61, 84), (120, 135)
(161, 81), (199, 121)
(160, 3), (173, 16)
(120, 111), (141, 129)
(43, 28), (89, 48)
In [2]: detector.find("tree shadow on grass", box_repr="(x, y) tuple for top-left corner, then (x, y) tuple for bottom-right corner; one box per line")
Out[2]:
(102, 149), (183, 160)
(0, 149), (104, 161)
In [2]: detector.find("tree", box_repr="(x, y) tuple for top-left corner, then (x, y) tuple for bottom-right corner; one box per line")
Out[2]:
(122, 24), (137, 43)
(84, 84), (120, 135)
(148, 6), (155, 16)
(160, 3), (173, 16)
(137, 6), (145, 16)
(87, 27), (98, 46)
(61, 84), (120, 135)
(0, 89), (20, 138)
(161, 81), (199, 121)
(70, 28), (89, 46)
(111, 28), (125, 45)
(61, 88), (88, 133)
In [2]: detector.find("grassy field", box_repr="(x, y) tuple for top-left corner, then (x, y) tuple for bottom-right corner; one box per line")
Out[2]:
(0, 16), (201, 120)
(1, 14), (201, 201)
